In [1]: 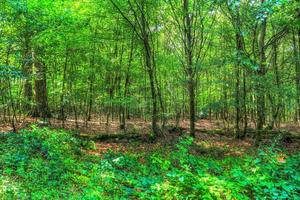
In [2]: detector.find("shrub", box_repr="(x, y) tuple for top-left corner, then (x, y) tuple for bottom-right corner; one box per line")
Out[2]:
(0, 129), (299, 199)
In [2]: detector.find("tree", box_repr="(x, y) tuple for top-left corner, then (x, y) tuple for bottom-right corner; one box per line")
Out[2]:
(166, 0), (215, 137)
(32, 47), (50, 118)
(110, 0), (160, 137)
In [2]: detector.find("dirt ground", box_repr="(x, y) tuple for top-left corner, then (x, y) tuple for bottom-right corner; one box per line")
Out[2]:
(1, 116), (299, 134)
(1, 117), (299, 157)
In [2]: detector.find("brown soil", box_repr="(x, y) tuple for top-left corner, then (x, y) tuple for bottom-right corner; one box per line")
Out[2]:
(1, 117), (299, 157)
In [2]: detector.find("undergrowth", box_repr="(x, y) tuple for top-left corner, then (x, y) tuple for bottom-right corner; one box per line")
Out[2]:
(0, 127), (299, 199)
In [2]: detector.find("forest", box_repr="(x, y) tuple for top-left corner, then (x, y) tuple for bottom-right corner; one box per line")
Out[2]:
(0, 0), (300, 199)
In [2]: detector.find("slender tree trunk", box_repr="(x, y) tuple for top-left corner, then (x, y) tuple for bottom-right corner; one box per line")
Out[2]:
(255, 1), (267, 144)
(183, 0), (196, 137)
(109, 0), (159, 137)
(7, 78), (17, 132)
(140, 2), (159, 136)
(86, 80), (94, 122)
(298, 30), (300, 121)
(22, 37), (33, 114)
(188, 78), (196, 136)
(86, 29), (97, 123)
(233, 5), (246, 138)
(60, 50), (68, 127)
(121, 35), (134, 130)
(267, 41), (281, 129)
(144, 42), (159, 136)
(242, 69), (248, 136)
(293, 30), (300, 121)
(256, 3), (267, 132)
(229, 3), (247, 138)
(155, 70), (166, 127)
(5, 47), (17, 131)
(235, 33), (242, 137)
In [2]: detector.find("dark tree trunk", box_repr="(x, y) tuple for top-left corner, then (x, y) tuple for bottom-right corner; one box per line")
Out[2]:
(256, 2), (267, 132)
(233, 4), (246, 138)
(144, 43), (159, 136)
(293, 30), (300, 121)
(183, 0), (196, 137)
(235, 32), (242, 137)
(86, 29), (97, 123)
(267, 41), (281, 129)
(32, 53), (50, 118)
(22, 37), (33, 113)
(109, 0), (160, 137)
(242, 69), (248, 136)
(140, 1), (159, 136)
(121, 34), (134, 130)
(60, 50), (68, 127)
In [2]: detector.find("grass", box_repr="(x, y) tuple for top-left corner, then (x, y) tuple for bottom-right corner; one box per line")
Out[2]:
(0, 126), (299, 199)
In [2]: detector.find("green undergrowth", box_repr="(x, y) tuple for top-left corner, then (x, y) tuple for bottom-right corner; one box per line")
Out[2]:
(0, 127), (299, 199)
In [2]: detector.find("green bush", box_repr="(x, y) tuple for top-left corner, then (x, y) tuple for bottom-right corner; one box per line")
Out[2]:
(0, 129), (299, 199)
(0, 127), (94, 199)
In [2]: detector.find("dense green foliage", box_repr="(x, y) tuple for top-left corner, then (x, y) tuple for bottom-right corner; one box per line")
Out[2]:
(0, 0), (299, 136)
(0, 128), (299, 199)
(1, 0), (300, 199)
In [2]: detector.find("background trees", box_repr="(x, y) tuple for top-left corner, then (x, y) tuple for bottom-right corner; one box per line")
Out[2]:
(164, 0), (216, 137)
(0, 0), (299, 137)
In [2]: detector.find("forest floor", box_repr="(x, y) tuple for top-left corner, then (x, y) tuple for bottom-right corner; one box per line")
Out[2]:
(1, 118), (300, 199)
(1, 117), (299, 156)
(84, 120), (300, 160)
(1, 116), (300, 134)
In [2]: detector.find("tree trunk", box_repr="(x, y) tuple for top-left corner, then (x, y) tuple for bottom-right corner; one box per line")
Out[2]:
(256, 2), (267, 132)
(32, 52), (50, 118)
(60, 50), (68, 127)
(267, 41), (281, 129)
(242, 69), (248, 136)
(22, 38), (33, 113)
(183, 0), (196, 137)
(144, 42), (159, 136)
(86, 30), (97, 123)
(235, 32), (242, 137)
(293, 30), (300, 121)
(140, 1), (159, 137)
(121, 35), (134, 130)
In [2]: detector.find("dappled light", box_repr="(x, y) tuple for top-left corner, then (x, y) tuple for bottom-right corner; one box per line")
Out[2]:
(1, 0), (300, 199)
